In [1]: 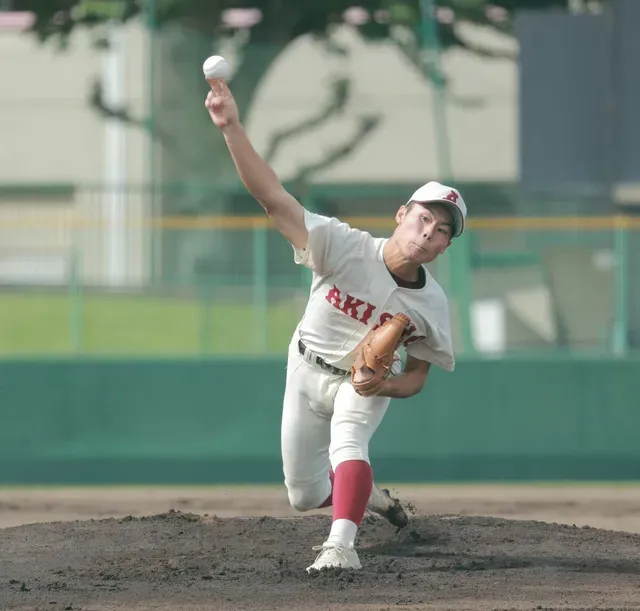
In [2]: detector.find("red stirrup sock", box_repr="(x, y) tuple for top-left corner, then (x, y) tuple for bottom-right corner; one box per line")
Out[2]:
(327, 460), (373, 548)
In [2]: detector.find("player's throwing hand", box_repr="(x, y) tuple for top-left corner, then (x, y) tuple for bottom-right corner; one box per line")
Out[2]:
(205, 82), (239, 130)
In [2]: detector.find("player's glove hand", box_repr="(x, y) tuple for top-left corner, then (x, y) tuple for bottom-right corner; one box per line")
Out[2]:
(350, 313), (410, 397)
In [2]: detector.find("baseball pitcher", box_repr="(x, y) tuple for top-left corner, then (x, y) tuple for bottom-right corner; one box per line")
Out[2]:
(205, 79), (465, 573)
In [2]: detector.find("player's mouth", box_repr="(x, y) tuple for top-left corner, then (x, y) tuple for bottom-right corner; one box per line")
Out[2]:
(410, 241), (428, 253)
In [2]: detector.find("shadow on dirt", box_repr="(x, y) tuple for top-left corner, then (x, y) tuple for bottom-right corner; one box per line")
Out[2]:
(363, 514), (640, 575)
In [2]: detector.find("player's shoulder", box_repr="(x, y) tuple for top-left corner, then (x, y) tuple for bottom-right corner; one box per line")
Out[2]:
(305, 210), (367, 237)
(412, 267), (450, 310)
(426, 268), (448, 301)
(312, 210), (375, 244)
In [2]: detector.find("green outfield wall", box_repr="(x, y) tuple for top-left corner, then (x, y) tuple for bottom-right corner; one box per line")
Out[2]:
(1, 358), (639, 484)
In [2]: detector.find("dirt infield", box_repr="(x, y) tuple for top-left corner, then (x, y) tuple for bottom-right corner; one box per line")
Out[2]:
(2, 484), (640, 610)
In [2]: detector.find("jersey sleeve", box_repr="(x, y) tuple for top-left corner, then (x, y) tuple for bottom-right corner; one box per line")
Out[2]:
(405, 292), (456, 371)
(406, 330), (455, 372)
(292, 209), (368, 276)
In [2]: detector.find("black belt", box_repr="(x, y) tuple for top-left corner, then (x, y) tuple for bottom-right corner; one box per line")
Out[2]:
(298, 340), (348, 376)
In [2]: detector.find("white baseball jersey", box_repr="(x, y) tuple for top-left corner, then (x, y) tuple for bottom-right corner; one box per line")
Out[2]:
(292, 209), (455, 373)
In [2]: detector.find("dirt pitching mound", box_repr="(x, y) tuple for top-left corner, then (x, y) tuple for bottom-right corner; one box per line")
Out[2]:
(2, 510), (640, 611)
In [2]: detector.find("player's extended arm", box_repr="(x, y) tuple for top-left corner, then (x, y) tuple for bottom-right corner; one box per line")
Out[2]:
(205, 84), (308, 251)
(377, 355), (431, 399)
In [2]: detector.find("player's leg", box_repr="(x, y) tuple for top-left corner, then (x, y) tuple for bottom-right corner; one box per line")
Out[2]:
(280, 340), (334, 512)
(306, 381), (390, 571)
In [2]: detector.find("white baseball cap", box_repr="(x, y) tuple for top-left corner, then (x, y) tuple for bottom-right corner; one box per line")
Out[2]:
(406, 181), (467, 238)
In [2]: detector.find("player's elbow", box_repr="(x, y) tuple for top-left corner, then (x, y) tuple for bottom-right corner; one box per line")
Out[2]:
(383, 372), (426, 399)
(257, 195), (279, 215)
(406, 379), (426, 398)
(257, 186), (291, 214)
(263, 199), (308, 251)
(403, 358), (431, 397)
(403, 370), (429, 398)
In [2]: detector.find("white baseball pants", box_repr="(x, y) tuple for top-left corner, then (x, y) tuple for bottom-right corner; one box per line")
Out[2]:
(281, 333), (390, 512)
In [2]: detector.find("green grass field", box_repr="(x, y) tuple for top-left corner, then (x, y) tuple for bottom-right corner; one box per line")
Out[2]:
(0, 291), (303, 356)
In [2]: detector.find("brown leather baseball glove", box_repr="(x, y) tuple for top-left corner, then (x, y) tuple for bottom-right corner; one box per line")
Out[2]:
(351, 313), (411, 396)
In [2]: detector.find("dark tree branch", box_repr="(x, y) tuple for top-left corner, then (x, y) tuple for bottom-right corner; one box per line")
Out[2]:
(89, 78), (208, 173)
(260, 31), (353, 165)
(263, 77), (350, 165)
(293, 115), (382, 183)
(389, 30), (449, 87)
(438, 23), (517, 60)
(89, 79), (133, 124)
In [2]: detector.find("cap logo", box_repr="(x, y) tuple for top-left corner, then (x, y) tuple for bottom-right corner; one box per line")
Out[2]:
(444, 190), (459, 205)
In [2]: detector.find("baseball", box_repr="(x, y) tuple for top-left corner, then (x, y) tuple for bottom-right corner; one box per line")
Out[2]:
(203, 55), (230, 81)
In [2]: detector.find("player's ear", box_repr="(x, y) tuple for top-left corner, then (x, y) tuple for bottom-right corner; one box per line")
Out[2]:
(396, 203), (410, 224)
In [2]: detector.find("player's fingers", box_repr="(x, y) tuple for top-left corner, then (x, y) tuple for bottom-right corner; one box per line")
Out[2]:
(356, 389), (376, 397)
(356, 387), (377, 398)
(209, 80), (226, 96)
(207, 88), (228, 107)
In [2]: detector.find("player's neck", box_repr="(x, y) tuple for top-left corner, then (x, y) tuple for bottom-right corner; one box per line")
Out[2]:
(383, 239), (422, 283)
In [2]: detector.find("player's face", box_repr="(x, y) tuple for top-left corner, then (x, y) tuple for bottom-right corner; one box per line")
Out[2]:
(393, 201), (453, 264)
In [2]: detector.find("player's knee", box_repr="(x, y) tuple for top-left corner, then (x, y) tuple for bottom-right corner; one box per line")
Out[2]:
(330, 445), (370, 470)
(287, 484), (328, 512)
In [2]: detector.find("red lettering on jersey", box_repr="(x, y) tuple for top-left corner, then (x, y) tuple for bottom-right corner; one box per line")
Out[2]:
(325, 285), (342, 308)
(444, 190), (459, 204)
(359, 302), (377, 325)
(372, 312), (423, 346)
(372, 312), (394, 331)
(401, 323), (417, 341)
(404, 335), (426, 348)
(340, 294), (365, 321)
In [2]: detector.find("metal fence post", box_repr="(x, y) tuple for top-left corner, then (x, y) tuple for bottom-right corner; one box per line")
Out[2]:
(145, 0), (159, 286)
(451, 231), (474, 355)
(198, 275), (213, 356)
(253, 222), (269, 353)
(612, 215), (629, 356)
(68, 244), (84, 354)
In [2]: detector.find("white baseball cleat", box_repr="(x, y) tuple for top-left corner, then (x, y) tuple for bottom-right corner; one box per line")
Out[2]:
(306, 542), (362, 573)
(367, 484), (409, 528)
